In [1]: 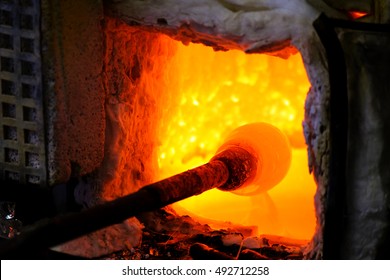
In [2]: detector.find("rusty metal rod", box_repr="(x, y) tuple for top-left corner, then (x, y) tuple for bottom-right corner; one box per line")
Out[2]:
(0, 146), (257, 258)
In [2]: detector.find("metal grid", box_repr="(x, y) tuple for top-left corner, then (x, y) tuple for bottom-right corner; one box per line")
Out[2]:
(0, 0), (46, 186)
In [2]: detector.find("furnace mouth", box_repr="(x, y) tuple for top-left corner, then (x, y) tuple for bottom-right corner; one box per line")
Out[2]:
(146, 36), (316, 243)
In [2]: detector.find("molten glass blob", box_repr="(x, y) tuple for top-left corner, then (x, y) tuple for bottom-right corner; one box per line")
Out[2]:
(215, 122), (291, 195)
(155, 39), (315, 240)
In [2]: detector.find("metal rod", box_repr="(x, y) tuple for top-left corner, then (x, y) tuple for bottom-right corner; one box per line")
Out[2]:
(0, 146), (257, 258)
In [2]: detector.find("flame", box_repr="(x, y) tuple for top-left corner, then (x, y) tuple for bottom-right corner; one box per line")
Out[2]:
(156, 39), (316, 240)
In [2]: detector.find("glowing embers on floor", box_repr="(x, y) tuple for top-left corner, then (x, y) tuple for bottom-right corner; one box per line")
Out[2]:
(156, 40), (315, 240)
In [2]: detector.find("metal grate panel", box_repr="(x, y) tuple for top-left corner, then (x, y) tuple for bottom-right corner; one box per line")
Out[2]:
(0, 0), (46, 186)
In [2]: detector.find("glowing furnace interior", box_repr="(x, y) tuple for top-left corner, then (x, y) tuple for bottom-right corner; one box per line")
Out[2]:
(149, 37), (316, 241)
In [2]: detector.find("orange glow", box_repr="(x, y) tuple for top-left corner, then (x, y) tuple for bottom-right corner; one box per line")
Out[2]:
(348, 10), (369, 19)
(216, 122), (292, 195)
(156, 39), (316, 240)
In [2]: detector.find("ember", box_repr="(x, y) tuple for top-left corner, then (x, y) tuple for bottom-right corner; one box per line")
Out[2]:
(348, 11), (369, 19)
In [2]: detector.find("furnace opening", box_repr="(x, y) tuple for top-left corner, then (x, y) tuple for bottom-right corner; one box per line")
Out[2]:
(154, 38), (315, 240)
(100, 21), (317, 254)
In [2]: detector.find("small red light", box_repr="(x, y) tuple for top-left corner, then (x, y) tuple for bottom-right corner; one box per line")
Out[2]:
(348, 11), (369, 19)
